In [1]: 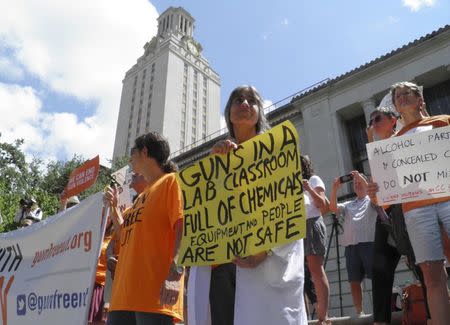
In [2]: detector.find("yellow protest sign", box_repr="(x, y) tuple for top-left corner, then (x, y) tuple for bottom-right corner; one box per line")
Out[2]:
(176, 120), (306, 266)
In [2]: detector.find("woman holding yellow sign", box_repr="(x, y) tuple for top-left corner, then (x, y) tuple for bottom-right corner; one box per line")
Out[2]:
(209, 85), (307, 325)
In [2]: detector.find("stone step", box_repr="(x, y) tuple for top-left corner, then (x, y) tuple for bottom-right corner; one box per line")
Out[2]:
(308, 312), (402, 324)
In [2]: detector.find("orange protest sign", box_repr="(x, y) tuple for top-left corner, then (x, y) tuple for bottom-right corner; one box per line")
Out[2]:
(62, 155), (100, 199)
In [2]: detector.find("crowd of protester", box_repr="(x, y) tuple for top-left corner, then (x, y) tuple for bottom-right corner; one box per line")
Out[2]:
(4, 81), (449, 325)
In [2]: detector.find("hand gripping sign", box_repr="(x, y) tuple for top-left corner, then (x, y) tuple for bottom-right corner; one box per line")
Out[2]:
(176, 120), (306, 266)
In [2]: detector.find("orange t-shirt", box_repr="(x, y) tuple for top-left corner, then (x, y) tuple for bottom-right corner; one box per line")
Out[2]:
(110, 173), (184, 321)
(95, 235), (112, 286)
(396, 115), (450, 213)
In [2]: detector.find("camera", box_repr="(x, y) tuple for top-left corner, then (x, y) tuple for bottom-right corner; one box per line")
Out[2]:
(20, 198), (35, 209)
(339, 174), (353, 184)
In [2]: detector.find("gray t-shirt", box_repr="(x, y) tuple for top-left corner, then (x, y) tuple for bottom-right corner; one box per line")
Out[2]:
(337, 195), (377, 246)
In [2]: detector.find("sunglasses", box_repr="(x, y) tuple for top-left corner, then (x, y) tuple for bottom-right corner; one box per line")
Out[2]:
(394, 89), (415, 99)
(369, 115), (384, 126)
(130, 147), (138, 155)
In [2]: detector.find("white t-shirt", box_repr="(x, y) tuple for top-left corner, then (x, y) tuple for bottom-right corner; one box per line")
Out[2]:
(304, 175), (325, 220)
(337, 196), (377, 246)
(403, 125), (433, 135)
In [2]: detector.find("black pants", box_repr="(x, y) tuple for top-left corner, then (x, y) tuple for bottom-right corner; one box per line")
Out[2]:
(372, 221), (401, 323)
(209, 263), (236, 325)
(107, 311), (173, 325)
(372, 221), (431, 322)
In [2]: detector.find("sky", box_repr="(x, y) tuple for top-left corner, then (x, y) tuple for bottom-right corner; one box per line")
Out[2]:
(0, 0), (449, 165)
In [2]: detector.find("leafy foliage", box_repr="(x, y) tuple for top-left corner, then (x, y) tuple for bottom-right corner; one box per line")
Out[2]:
(0, 136), (129, 233)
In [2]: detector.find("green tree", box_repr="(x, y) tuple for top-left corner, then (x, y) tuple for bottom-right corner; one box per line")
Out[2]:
(0, 135), (130, 233)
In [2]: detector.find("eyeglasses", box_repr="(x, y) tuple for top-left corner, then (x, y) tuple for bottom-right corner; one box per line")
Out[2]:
(130, 147), (138, 155)
(394, 89), (415, 100)
(233, 96), (257, 106)
(369, 114), (384, 126)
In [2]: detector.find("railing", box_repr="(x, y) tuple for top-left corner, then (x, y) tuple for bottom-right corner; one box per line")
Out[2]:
(170, 78), (330, 158)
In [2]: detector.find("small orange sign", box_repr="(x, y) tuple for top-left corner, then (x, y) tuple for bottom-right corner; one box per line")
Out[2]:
(62, 155), (100, 199)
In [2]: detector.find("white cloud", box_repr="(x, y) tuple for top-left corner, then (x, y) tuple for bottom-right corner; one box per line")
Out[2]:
(0, 82), (43, 150)
(281, 18), (289, 26)
(402, 0), (436, 11)
(0, 0), (159, 164)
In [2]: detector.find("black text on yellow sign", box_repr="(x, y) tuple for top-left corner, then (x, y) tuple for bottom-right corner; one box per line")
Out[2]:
(176, 120), (306, 266)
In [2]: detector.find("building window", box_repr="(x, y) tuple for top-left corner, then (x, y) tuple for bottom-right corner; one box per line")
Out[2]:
(424, 79), (450, 115)
(345, 115), (369, 175)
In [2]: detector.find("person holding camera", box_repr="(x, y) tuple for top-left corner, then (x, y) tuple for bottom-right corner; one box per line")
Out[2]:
(330, 171), (377, 316)
(13, 197), (43, 227)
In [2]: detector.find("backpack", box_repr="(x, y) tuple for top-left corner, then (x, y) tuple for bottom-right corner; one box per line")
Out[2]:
(376, 204), (414, 257)
(401, 283), (427, 325)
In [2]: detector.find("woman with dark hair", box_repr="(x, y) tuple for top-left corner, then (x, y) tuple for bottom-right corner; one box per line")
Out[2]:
(105, 132), (185, 325)
(209, 85), (307, 325)
(368, 81), (450, 324)
(300, 155), (330, 325)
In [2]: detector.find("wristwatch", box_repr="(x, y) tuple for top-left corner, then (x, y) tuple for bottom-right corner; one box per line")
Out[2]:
(172, 262), (184, 275)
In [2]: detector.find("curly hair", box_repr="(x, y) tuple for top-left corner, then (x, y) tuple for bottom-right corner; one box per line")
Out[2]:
(300, 155), (314, 180)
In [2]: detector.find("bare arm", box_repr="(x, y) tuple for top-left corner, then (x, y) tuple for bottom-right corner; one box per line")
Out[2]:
(329, 177), (341, 214)
(160, 220), (184, 306)
(303, 180), (329, 215)
(104, 186), (123, 238)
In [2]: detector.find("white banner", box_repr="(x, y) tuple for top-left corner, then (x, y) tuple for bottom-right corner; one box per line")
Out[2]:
(0, 192), (106, 325)
(367, 126), (450, 205)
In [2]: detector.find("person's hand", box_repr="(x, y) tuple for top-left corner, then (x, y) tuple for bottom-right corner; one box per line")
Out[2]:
(107, 256), (118, 279)
(366, 125), (374, 142)
(103, 186), (118, 208)
(351, 170), (366, 185)
(367, 178), (379, 204)
(211, 139), (237, 155)
(159, 262), (183, 306)
(60, 196), (68, 207)
(233, 251), (268, 268)
(302, 179), (312, 193)
(332, 177), (342, 190)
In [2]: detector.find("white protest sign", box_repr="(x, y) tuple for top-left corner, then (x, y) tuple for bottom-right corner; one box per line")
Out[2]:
(0, 193), (106, 325)
(367, 125), (450, 205)
(111, 166), (134, 213)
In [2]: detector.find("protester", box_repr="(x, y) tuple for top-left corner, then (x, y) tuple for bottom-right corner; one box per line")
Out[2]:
(366, 105), (432, 324)
(301, 155), (331, 324)
(14, 197), (43, 227)
(106, 173), (148, 280)
(330, 171), (377, 316)
(59, 195), (80, 212)
(89, 217), (114, 325)
(210, 85), (307, 325)
(104, 132), (184, 325)
(368, 81), (450, 324)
